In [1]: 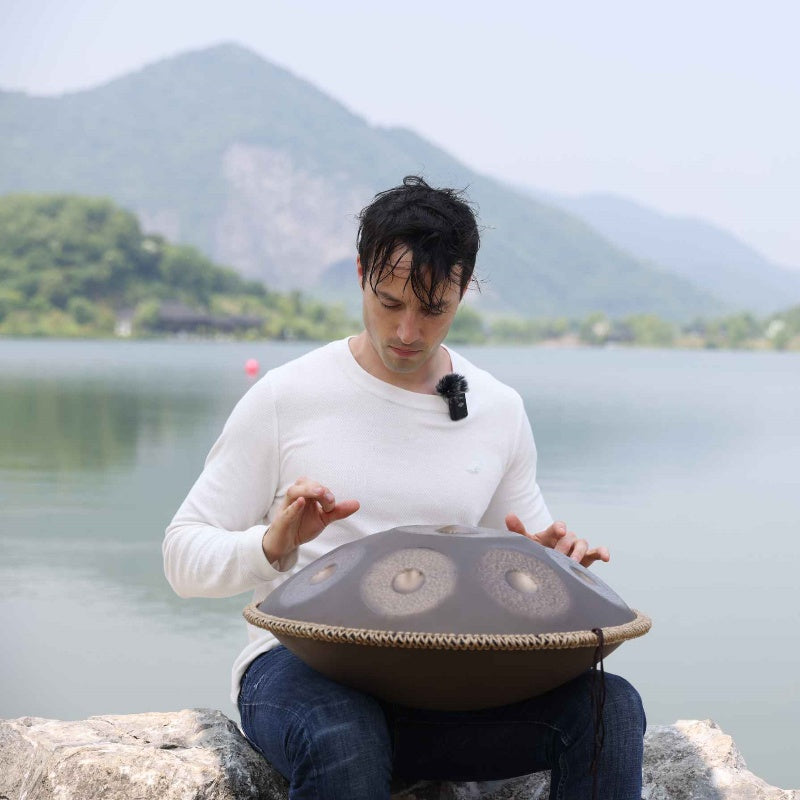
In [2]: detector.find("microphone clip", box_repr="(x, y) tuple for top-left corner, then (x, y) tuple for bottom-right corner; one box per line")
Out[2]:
(436, 373), (469, 421)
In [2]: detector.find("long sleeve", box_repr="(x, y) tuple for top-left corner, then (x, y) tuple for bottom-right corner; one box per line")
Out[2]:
(478, 400), (552, 534)
(163, 377), (293, 598)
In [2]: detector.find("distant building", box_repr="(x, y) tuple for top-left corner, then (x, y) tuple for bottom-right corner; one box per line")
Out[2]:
(154, 302), (263, 334)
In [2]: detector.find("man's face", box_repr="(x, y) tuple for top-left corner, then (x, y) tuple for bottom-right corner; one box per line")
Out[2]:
(358, 251), (464, 380)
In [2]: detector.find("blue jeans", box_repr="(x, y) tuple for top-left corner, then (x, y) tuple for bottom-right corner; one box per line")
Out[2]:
(238, 646), (645, 800)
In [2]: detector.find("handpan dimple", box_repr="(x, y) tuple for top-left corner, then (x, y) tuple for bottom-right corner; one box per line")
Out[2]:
(392, 567), (424, 593)
(543, 547), (631, 610)
(361, 547), (457, 616)
(506, 569), (538, 593)
(478, 548), (569, 619)
(245, 524), (651, 710)
(278, 544), (365, 608)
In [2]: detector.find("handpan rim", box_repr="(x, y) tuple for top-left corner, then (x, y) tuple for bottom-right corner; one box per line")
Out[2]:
(243, 604), (652, 651)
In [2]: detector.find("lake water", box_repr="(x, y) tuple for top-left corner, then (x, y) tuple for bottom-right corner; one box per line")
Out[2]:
(1, 339), (798, 788)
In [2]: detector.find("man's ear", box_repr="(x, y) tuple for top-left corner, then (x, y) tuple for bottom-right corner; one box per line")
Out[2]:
(356, 256), (364, 285)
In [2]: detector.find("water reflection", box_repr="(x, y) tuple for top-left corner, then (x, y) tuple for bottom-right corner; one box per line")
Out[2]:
(0, 341), (314, 628)
(0, 380), (213, 474)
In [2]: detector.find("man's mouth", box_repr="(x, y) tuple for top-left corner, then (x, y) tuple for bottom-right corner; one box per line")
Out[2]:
(389, 346), (422, 357)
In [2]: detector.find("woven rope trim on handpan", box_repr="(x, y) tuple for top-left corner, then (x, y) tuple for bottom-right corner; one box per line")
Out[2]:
(243, 605), (652, 651)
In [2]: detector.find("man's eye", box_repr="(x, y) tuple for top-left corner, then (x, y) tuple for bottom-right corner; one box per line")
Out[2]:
(380, 303), (402, 311)
(423, 307), (446, 317)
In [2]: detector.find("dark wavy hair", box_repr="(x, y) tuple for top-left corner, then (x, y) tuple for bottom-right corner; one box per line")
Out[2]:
(357, 176), (480, 313)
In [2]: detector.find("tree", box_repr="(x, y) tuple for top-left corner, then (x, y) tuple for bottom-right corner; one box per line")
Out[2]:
(447, 305), (487, 344)
(623, 314), (675, 347)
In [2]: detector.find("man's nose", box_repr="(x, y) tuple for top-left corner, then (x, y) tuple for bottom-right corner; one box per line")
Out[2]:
(397, 311), (422, 344)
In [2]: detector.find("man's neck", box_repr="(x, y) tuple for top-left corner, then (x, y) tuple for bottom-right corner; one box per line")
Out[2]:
(348, 333), (452, 394)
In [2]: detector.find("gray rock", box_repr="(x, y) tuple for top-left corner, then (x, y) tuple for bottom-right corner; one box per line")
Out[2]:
(0, 710), (796, 800)
(0, 709), (287, 800)
(642, 719), (799, 800)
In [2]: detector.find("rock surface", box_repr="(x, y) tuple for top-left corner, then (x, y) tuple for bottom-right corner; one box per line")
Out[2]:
(0, 709), (286, 800)
(0, 709), (796, 800)
(641, 719), (799, 800)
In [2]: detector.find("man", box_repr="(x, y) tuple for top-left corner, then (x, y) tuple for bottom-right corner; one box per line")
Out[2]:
(164, 176), (645, 799)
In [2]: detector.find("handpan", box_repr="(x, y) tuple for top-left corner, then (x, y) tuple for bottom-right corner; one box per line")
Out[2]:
(244, 524), (651, 710)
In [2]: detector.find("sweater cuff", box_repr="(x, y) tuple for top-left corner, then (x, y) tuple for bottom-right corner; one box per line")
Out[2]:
(240, 525), (297, 582)
(273, 546), (299, 573)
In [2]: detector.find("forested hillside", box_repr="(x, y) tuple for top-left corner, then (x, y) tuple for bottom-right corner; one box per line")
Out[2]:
(0, 194), (354, 339)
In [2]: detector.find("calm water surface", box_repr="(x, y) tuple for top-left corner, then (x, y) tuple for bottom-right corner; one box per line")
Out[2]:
(1, 339), (798, 787)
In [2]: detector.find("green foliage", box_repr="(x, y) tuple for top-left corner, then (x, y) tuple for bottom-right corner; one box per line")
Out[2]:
(487, 316), (573, 345)
(0, 287), (24, 322)
(489, 317), (536, 344)
(158, 244), (215, 303)
(132, 299), (162, 333)
(764, 305), (800, 350)
(621, 314), (676, 347)
(473, 306), (798, 351)
(67, 296), (98, 325)
(260, 296), (356, 342)
(0, 193), (357, 339)
(706, 312), (761, 348)
(777, 305), (800, 334)
(446, 305), (487, 345)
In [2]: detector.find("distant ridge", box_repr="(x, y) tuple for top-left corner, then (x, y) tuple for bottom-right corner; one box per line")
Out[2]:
(0, 43), (723, 320)
(533, 190), (800, 314)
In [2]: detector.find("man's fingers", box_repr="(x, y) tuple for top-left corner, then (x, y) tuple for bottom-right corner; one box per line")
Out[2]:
(569, 538), (589, 563)
(533, 520), (567, 548)
(513, 517), (610, 569)
(286, 479), (336, 513)
(554, 529), (576, 555)
(322, 499), (360, 524)
(505, 513), (528, 537)
(581, 547), (611, 568)
(262, 496), (307, 562)
(285, 478), (319, 503)
(318, 489), (336, 513)
(279, 496), (306, 543)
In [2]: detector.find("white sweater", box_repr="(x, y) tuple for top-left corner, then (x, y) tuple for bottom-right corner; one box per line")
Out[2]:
(163, 338), (552, 702)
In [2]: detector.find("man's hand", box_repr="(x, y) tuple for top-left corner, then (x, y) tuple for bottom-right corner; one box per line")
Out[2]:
(262, 477), (359, 565)
(505, 513), (610, 568)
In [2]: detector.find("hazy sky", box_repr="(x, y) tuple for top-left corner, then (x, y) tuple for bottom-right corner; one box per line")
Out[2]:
(2, 0), (799, 268)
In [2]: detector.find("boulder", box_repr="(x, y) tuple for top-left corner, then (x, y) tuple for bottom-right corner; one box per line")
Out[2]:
(0, 709), (796, 800)
(641, 719), (799, 800)
(0, 709), (286, 800)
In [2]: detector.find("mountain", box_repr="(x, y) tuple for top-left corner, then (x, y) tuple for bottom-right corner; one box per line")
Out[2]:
(533, 191), (800, 314)
(0, 43), (723, 320)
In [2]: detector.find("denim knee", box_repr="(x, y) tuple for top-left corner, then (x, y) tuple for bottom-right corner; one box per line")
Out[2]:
(300, 692), (391, 760)
(603, 674), (647, 754)
(602, 673), (647, 737)
(239, 648), (394, 797)
(286, 693), (392, 796)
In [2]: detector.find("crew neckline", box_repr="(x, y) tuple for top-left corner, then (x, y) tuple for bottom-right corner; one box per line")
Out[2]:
(335, 337), (464, 411)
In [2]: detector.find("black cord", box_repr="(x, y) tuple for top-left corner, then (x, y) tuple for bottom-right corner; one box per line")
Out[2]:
(589, 627), (606, 800)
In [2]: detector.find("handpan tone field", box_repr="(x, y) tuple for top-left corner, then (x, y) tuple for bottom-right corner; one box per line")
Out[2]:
(244, 524), (651, 709)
